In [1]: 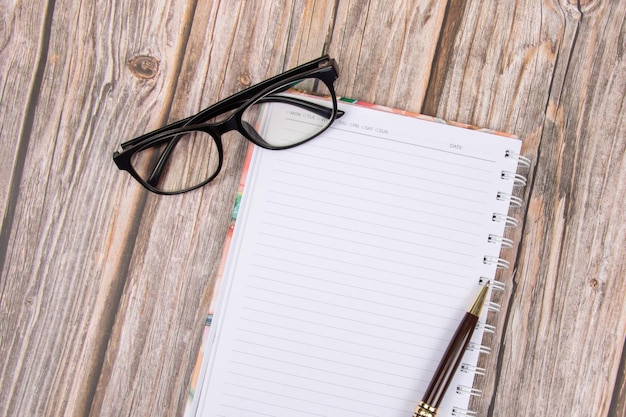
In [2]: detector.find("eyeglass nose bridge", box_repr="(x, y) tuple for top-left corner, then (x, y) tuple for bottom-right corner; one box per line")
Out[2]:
(208, 113), (242, 137)
(203, 113), (267, 150)
(197, 105), (277, 148)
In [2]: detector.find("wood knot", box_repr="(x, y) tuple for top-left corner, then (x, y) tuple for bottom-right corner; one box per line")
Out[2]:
(239, 73), (252, 86)
(589, 278), (600, 289)
(127, 55), (159, 79)
(563, 0), (600, 15)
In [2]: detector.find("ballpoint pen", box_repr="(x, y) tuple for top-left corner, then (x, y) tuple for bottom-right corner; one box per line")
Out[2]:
(413, 283), (490, 417)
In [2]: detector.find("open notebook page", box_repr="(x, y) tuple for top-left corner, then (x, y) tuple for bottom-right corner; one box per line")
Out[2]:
(194, 100), (522, 417)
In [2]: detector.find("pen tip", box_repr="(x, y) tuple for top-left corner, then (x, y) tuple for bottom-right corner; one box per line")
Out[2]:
(469, 283), (490, 316)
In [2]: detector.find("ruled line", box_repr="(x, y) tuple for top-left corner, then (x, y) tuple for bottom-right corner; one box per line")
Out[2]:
(226, 371), (413, 409)
(232, 335), (433, 377)
(299, 147), (491, 186)
(232, 350), (421, 395)
(240, 311), (446, 353)
(230, 370), (412, 404)
(243, 292), (459, 336)
(219, 394), (329, 417)
(216, 405), (275, 417)
(222, 385), (388, 416)
(265, 196), (483, 231)
(248, 263), (466, 306)
(247, 275), (462, 323)
(276, 156), (490, 193)
(259, 221), (476, 260)
(258, 229), (473, 268)
(254, 243), (473, 278)
(323, 128), (498, 165)
(241, 298), (452, 340)
(273, 169), (488, 205)
(269, 178), (485, 217)
(240, 306), (445, 354)
(227, 360), (417, 394)
(230, 342), (429, 383)
(289, 141), (493, 179)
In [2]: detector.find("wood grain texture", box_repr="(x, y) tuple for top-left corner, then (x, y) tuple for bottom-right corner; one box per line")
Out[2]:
(0, 0), (50, 274)
(0, 0), (199, 415)
(495, 1), (626, 415)
(327, 0), (447, 110)
(423, 1), (626, 416)
(0, 1), (625, 417)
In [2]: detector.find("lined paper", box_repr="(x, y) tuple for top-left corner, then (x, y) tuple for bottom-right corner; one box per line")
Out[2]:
(196, 101), (522, 417)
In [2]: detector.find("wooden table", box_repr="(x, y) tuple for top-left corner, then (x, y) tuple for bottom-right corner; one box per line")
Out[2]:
(1, 1), (625, 416)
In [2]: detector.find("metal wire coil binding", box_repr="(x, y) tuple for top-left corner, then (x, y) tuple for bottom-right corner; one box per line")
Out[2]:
(492, 213), (519, 227)
(496, 191), (524, 207)
(501, 170), (528, 186)
(505, 149), (531, 167)
(488, 234), (514, 248)
(484, 255), (510, 269)
(456, 385), (483, 397)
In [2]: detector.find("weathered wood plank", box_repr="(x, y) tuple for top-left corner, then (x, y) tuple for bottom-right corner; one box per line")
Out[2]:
(422, 1), (626, 415)
(491, 1), (626, 416)
(0, 0), (198, 415)
(327, 0), (448, 110)
(0, 0), (49, 273)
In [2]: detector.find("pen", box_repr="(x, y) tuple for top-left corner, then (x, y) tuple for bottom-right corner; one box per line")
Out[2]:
(413, 283), (490, 417)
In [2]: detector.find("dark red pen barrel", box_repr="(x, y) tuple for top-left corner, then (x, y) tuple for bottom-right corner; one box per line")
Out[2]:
(421, 312), (479, 408)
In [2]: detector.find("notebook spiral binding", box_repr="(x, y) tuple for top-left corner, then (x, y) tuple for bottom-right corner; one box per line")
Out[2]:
(492, 213), (518, 227)
(457, 386), (483, 397)
(451, 407), (478, 417)
(455, 149), (530, 415)
(479, 277), (505, 291)
(461, 364), (486, 376)
(476, 321), (496, 334)
(467, 342), (492, 355)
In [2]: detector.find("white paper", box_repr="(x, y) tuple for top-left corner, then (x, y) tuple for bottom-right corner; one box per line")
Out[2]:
(195, 101), (522, 417)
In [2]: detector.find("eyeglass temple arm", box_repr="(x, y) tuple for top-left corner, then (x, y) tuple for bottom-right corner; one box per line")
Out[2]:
(256, 95), (344, 119)
(121, 114), (199, 150)
(146, 96), (343, 188)
(147, 134), (180, 187)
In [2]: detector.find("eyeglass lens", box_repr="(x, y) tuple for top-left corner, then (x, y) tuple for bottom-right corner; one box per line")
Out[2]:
(129, 77), (335, 193)
(130, 131), (221, 193)
(241, 77), (334, 148)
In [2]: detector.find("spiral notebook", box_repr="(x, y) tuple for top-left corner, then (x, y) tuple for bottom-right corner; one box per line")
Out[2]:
(185, 99), (529, 417)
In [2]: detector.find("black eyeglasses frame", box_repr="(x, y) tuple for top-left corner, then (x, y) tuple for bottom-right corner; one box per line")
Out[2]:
(113, 55), (342, 195)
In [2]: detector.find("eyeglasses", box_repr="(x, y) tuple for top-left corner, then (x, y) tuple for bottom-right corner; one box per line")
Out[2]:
(113, 55), (342, 194)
